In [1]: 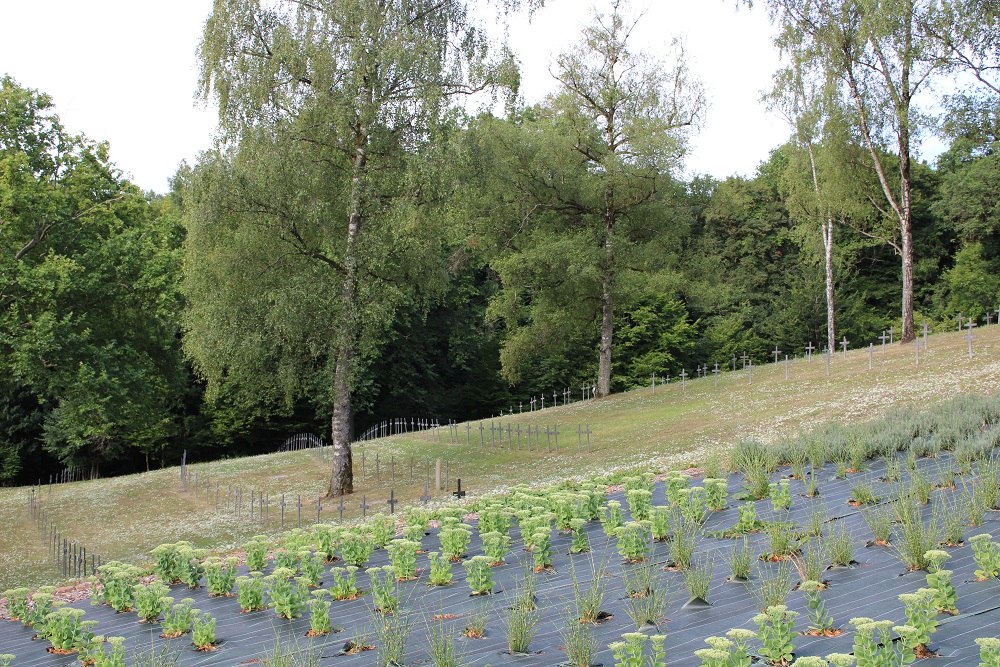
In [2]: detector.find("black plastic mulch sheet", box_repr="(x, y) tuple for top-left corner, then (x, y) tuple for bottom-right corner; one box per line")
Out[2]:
(2, 451), (999, 666)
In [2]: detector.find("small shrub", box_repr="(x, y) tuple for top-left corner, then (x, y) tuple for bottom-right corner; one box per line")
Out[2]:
(531, 529), (554, 571)
(625, 488), (653, 521)
(192, 612), (216, 650)
(161, 598), (197, 639)
(368, 514), (395, 549)
(569, 518), (590, 554)
(463, 556), (494, 595)
(307, 589), (333, 636)
(439, 523), (472, 561)
(800, 580), (834, 634)
(601, 501), (625, 536)
(330, 565), (362, 600)
(899, 588), (938, 651)
(236, 572), (265, 612)
(482, 531), (512, 563)
(387, 539), (419, 581)
(367, 566), (400, 615)
(245, 536), (269, 572)
(971, 533), (1000, 579)
(92, 561), (142, 612)
(976, 638), (1000, 667)
(427, 553), (453, 586)
(341, 530), (375, 567)
(299, 551), (325, 587)
(265, 568), (308, 619)
(610, 632), (666, 667)
(204, 557), (238, 597)
(616, 521), (651, 563)
(924, 550), (958, 614)
(134, 581), (172, 623)
(753, 605), (798, 666)
(705, 478), (728, 511)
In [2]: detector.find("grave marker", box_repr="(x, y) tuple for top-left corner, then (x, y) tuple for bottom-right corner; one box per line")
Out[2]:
(680, 368), (687, 388)
(713, 361), (720, 385)
(453, 479), (466, 499)
(421, 482), (432, 505)
(772, 346), (781, 365)
(360, 496), (370, 518)
(965, 320), (977, 358)
(840, 335), (849, 359)
(922, 321), (929, 350)
(868, 343), (873, 370)
(388, 489), (398, 514)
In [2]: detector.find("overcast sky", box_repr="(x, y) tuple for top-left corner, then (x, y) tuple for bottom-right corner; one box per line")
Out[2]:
(1, 0), (797, 193)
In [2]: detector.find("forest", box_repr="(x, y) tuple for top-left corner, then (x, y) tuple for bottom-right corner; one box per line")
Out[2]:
(0, 0), (996, 488)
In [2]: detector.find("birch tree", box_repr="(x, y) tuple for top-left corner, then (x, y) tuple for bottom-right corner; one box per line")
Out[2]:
(194, 0), (534, 496)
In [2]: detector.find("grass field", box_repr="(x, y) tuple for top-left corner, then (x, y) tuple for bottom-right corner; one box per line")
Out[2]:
(2, 325), (999, 590)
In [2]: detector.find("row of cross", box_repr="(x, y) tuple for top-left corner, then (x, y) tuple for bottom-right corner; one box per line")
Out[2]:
(27, 488), (104, 580)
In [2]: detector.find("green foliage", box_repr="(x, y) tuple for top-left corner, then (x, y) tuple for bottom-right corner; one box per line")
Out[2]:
(236, 572), (265, 612)
(427, 553), (453, 587)
(386, 539), (419, 581)
(307, 589), (333, 636)
(192, 612), (217, 650)
(610, 632), (667, 667)
(204, 557), (238, 597)
(161, 598), (198, 638)
(439, 523), (472, 561)
(134, 582), (172, 623)
(753, 605), (798, 665)
(616, 521), (651, 563)
(329, 566), (362, 600)
(971, 534), (1000, 579)
(463, 555), (494, 595)
(265, 568), (308, 619)
(340, 530), (375, 567)
(366, 566), (400, 616)
(244, 536), (269, 572)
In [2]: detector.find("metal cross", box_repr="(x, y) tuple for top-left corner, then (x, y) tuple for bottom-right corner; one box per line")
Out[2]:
(740, 351), (748, 369)
(965, 320), (977, 358)
(713, 362), (719, 385)
(772, 347), (781, 364)
(868, 343), (873, 370)
(387, 489), (398, 515)
(680, 368), (687, 387)
(359, 496), (371, 518)
(922, 321), (929, 351)
(805, 341), (815, 361)
(879, 330), (889, 354)
(452, 479), (466, 499)
(840, 336), (849, 359)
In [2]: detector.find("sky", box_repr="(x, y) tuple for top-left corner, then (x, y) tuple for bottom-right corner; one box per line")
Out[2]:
(0, 0), (795, 194)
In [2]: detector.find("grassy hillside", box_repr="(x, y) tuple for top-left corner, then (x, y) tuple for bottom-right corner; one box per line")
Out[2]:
(2, 326), (999, 589)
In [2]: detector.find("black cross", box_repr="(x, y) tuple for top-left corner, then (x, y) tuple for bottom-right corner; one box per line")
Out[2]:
(453, 479), (466, 499)
(388, 489), (398, 514)
(360, 496), (371, 518)
(421, 482), (432, 505)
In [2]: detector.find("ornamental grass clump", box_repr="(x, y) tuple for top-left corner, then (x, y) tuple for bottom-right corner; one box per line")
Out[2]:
(192, 612), (217, 651)
(753, 605), (798, 666)
(891, 497), (941, 571)
(134, 581), (172, 623)
(562, 611), (598, 667)
(924, 550), (958, 614)
(899, 588), (938, 653)
(463, 556), (494, 595)
(862, 505), (892, 545)
(265, 568), (308, 619)
(387, 539), (420, 580)
(732, 440), (774, 500)
(970, 534), (1000, 580)
(623, 565), (670, 628)
(849, 482), (879, 506)
(601, 500), (625, 536)
(729, 538), (752, 581)
(161, 598), (197, 639)
(823, 523), (855, 567)
(752, 561), (792, 610)
(204, 557), (239, 596)
(330, 565), (362, 600)
(427, 552), (453, 586)
(307, 589), (333, 636)
(684, 555), (714, 603)
(373, 609), (412, 667)
(367, 566), (401, 615)
(569, 557), (608, 624)
(670, 513), (699, 569)
(236, 572), (265, 612)
(799, 580), (835, 635)
(764, 516), (797, 560)
(616, 521), (651, 563)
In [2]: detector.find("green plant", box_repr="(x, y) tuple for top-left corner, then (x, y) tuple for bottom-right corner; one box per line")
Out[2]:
(439, 523), (472, 561)
(177, 550), (206, 589)
(670, 513), (699, 569)
(625, 488), (653, 521)
(800, 580), (834, 634)
(340, 530), (375, 567)
(623, 565), (670, 628)
(971, 534), (1000, 579)
(92, 561), (142, 612)
(823, 523), (854, 567)
(764, 517), (796, 559)
(134, 581), (172, 623)
(307, 589), (333, 636)
(911, 469), (932, 505)
(42, 607), (93, 652)
(753, 605), (798, 665)
(150, 542), (197, 584)
(427, 552), (453, 586)
(266, 568), (309, 619)
(569, 518), (590, 554)
(924, 550), (958, 614)
(752, 561), (792, 610)
(367, 566), (401, 615)
(769, 480), (792, 511)
(3, 587), (29, 622)
(427, 620), (464, 667)
(504, 603), (538, 654)
(665, 471), (690, 505)
(899, 588), (938, 652)
(236, 572), (266, 612)
(704, 453), (723, 479)
(849, 482), (879, 505)
(849, 618), (908, 667)
(482, 530), (512, 563)
(610, 632), (666, 667)
(462, 611), (487, 639)
(531, 528), (554, 571)
(601, 500), (625, 536)
(387, 539), (419, 581)
(0, 656), (14, 667)
(650, 505), (671, 541)
(329, 565), (362, 600)
(192, 612), (217, 650)
(734, 502), (759, 534)
(372, 609), (412, 667)
(976, 638), (1000, 667)
(314, 525), (342, 562)
(90, 635), (127, 667)
(939, 495), (966, 546)
(862, 505), (892, 545)
(732, 440), (774, 500)
(616, 521), (651, 563)
(161, 598), (197, 639)
(679, 486), (707, 524)
(730, 538), (752, 580)
(792, 539), (826, 584)
(804, 471), (819, 498)
(130, 642), (180, 667)
(570, 557), (608, 623)
(245, 536), (269, 572)
(884, 456), (902, 483)
(561, 610), (598, 667)
(892, 498), (941, 571)
(685, 555), (714, 602)
(204, 557), (239, 596)
(299, 551), (325, 587)
(705, 478), (729, 511)
(463, 555), (494, 595)
(368, 514), (396, 549)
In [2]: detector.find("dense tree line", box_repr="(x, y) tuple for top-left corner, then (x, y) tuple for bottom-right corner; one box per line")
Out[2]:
(1, 0), (996, 486)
